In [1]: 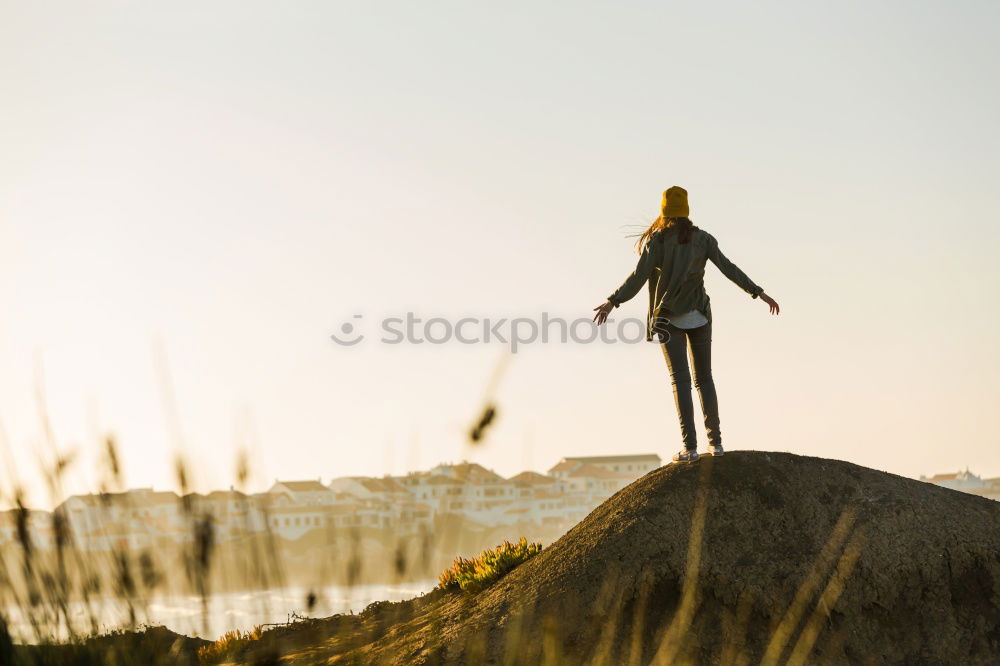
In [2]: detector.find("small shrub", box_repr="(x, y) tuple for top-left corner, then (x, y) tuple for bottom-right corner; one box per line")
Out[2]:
(197, 625), (263, 664)
(437, 537), (542, 593)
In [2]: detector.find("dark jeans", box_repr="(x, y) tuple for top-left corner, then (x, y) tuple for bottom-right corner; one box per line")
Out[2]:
(657, 322), (720, 450)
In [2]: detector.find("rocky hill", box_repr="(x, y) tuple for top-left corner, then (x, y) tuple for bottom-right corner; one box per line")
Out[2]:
(18, 451), (1000, 665)
(242, 451), (1000, 665)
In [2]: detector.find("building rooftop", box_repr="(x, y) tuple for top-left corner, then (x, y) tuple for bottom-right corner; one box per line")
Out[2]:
(565, 463), (634, 480)
(272, 480), (329, 493)
(560, 454), (661, 465)
(59, 490), (180, 510)
(920, 470), (984, 484)
(205, 490), (249, 501)
(358, 477), (409, 494)
(509, 471), (557, 485)
(431, 461), (504, 483)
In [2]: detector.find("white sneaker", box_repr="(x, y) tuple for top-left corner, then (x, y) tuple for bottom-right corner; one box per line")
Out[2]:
(707, 444), (724, 456)
(672, 449), (700, 462)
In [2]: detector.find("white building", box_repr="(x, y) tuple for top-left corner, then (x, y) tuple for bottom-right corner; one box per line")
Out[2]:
(327, 476), (410, 504)
(196, 490), (269, 539)
(548, 461), (633, 498)
(921, 470), (1000, 501)
(0, 509), (54, 551)
(393, 473), (465, 513)
(57, 489), (186, 550)
(550, 454), (661, 478)
(509, 471), (566, 497)
(267, 479), (336, 506)
(507, 471), (577, 525)
(266, 503), (330, 540)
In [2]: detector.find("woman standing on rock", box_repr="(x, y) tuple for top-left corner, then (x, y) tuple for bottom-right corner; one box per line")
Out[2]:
(593, 186), (779, 463)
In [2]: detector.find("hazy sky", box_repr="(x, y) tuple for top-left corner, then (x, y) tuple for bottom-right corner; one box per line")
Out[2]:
(3, 1), (999, 508)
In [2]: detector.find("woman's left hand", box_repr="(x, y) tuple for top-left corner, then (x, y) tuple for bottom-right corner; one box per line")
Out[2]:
(760, 292), (780, 315)
(593, 300), (614, 325)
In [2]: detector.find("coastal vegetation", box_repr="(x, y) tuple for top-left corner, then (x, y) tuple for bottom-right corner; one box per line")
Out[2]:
(437, 537), (542, 593)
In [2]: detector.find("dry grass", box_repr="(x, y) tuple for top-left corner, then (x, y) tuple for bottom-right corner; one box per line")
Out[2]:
(197, 624), (263, 664)
(0, 381), (879, 666)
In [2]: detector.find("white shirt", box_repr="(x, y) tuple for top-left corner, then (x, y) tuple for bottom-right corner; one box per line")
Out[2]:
(668, 309), (709, 329)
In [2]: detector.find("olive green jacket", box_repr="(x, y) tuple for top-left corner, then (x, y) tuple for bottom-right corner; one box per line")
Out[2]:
(607, 227), (764, 340)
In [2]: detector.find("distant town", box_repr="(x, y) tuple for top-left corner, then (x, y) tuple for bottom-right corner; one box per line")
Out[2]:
(3, 457), (998, 553)
(0, 454), (663, 552)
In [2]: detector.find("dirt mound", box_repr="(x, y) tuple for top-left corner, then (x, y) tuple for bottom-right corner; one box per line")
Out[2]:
(12, 625), (210, 665)
(244, 452), (1000, 665)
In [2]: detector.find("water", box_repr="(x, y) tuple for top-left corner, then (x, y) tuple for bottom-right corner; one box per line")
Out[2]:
(6, 580), (436, 642)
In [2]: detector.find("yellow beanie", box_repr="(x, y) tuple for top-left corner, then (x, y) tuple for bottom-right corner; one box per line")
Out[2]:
(661, 186), (689, 218)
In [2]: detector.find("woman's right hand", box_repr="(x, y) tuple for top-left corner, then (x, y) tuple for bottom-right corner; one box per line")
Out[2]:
(593, 300), (614, 325)
(760, 292), (780, 315)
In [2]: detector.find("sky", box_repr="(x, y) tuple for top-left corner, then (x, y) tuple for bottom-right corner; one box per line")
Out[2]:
(2, 0), (999, 509)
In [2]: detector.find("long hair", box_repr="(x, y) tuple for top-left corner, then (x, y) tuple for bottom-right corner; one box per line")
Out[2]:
(635, 216), (697, 252)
